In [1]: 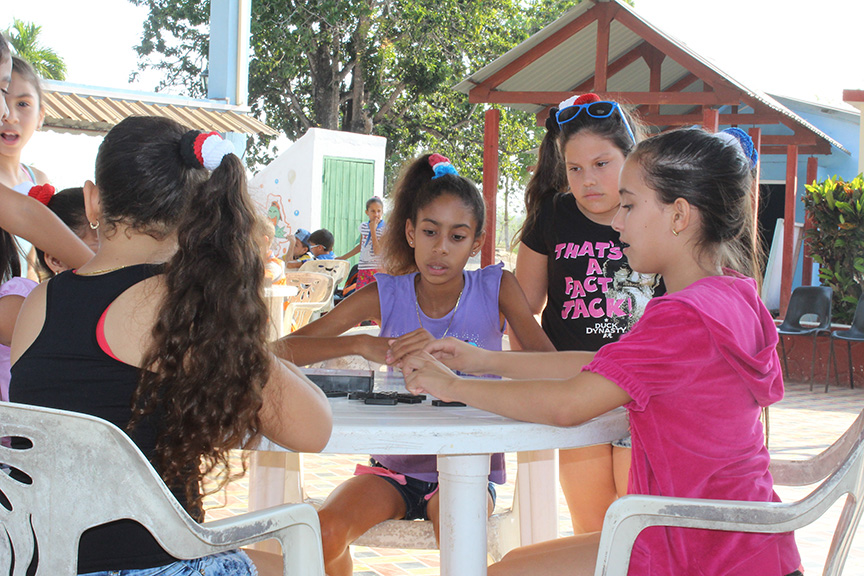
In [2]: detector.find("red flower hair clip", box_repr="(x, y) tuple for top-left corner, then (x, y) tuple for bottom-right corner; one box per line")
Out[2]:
(27, 184), (56, 206)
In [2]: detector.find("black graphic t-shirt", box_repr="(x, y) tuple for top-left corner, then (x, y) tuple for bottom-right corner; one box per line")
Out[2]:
(521, 192), (664, 352)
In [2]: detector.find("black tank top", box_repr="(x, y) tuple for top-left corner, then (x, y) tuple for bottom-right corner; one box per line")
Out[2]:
(9, 264), (190, 572)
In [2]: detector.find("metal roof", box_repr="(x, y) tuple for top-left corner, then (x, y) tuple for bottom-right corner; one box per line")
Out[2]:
(40, 80), (279, 137)
(455, 0), (847, 154)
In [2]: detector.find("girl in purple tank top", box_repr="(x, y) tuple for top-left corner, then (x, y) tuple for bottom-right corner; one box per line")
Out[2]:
(274, 153), (554, 576)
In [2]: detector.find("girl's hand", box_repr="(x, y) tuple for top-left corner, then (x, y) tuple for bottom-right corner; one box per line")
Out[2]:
(401, 351), (460, 401)
(385, 327), (435, 366)
(423, 336), (490, 375)
(358, 334), (392, 364)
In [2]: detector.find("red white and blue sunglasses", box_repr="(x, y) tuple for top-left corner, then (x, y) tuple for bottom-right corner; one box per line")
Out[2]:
(555, 100), (636, 144)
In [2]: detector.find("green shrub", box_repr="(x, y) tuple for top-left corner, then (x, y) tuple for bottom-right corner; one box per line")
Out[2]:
(803, 175), (864, 324)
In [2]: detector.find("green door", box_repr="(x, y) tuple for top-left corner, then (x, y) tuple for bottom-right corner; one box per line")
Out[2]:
(321, 157), (375, 262)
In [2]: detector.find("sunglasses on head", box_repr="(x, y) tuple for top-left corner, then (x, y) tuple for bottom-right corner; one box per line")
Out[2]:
(555, 100), (636, 144)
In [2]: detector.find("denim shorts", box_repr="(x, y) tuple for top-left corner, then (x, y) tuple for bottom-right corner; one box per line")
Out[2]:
(366, 459), (497, 521)
(81, 550), (257, 576)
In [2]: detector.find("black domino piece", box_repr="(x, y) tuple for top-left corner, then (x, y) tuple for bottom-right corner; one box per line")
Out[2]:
(365, 395), (398, 405)
(325, 390), (348, 398)
(431, 400), (466, 407)
(396, 393), (426, 404)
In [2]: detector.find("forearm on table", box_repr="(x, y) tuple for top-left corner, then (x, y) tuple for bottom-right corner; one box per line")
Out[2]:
(449, 371), (625, 427)
(272, 333), (368, 366)
(479, 349), (595, 380)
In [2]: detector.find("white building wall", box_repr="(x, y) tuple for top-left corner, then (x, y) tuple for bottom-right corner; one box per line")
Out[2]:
(250, 128), (386, 258)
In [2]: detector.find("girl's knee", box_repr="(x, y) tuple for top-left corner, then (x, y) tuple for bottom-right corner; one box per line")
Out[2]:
(317, 508), (353, 558)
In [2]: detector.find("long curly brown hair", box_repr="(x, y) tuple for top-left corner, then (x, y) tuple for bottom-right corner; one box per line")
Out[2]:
(99, 117), (270, 519)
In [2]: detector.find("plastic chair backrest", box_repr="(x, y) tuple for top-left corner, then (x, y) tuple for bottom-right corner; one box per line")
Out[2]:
(594, 409), (864, 576)
(778, 286), (833, 331)
(0, 402), (324, 576)
(846, 294), (864, 339)
(283, 271), (335, 329)
(299, 259), (350, 287)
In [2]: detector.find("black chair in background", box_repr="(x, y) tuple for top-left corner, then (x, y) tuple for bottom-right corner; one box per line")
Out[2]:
(777, 286), (833, 391)
(827, 294), (864, 392)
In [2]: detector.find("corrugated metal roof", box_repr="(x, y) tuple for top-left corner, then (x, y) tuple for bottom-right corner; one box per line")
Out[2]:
(40, 80), (279, 137)
(456, 0), (847, 154)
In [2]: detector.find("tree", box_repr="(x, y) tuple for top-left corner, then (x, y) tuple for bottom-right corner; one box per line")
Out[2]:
(129, 0), (581, 177)
(3, 19), (67, 80)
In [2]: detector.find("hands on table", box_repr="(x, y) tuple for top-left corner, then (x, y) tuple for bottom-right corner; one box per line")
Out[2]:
(394, 336), (493, 402)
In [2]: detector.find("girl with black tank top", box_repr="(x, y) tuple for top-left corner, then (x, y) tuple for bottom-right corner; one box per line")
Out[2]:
(9, 116), (331, 575)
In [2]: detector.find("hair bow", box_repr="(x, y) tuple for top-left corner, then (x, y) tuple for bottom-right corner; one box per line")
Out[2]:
(429, 153), (458, 179)
(27, 183), (56, 206)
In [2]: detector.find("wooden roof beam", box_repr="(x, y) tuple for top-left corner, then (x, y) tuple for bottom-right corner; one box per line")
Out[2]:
(593, 2), (618, 92)
(762, 143), (832, 155)
(476, 90), (740, 106)
(639, 113), (782, 126)
(572, 41), (652, 94)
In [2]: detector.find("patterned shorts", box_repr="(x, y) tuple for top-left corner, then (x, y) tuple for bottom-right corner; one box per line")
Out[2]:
(356, 268), (378, 289)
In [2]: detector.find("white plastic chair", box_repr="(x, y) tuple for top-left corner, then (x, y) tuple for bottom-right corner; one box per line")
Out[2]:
(0, 402), (325, 576)
(283, 271), (335, 329)
(298, 260), (350, 314)
(299, 259), (351, 288)
(594, 409), (864, 576)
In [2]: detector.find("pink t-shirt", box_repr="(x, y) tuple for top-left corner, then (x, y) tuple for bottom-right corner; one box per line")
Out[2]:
(585, 273), (800, 575)
(0, 277), (38, 401)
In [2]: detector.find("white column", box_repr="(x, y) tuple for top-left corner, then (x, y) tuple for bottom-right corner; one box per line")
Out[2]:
(438, 454), (491, 575)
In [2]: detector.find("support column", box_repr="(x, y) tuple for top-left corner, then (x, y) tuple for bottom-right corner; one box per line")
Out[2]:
(208, 0), (251, 105)
(781, 146), (799, 317)
(803, 156), (819, 286)
(702, 108), (719, 133)
(482, 109), (501, 268)
(438, 454), (491, 575)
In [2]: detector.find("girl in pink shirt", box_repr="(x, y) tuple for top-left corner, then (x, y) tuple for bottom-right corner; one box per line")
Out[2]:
(403, 128), (802, 576)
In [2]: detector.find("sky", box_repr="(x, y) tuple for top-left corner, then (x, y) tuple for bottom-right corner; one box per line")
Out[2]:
(3, 0), (863, 189)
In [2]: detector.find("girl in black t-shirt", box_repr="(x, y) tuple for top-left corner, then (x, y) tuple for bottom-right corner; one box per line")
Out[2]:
(512, 93), (663, 534)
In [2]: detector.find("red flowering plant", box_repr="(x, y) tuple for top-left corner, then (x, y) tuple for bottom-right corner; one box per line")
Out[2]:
(803, 174), (864, 323)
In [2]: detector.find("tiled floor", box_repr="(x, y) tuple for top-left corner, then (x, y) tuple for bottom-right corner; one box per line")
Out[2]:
(204, 377), (864, 574)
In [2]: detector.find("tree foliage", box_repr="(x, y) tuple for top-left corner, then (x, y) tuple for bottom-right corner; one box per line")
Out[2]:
(129, 0), (587, 243)
(3, 19), (67, 80)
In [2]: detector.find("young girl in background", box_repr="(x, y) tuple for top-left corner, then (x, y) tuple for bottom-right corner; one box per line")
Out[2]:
(405, 128), (801, 576)
(31, 186), (100, 277)
(513, 93), (663, 533)
(1, 56), (53, 279)
(0, 41), (92, 272)
(339, 196), (385, 288)
(0, 39), (94, 396)
(10, 116), (331, 576)
(274, 153), (554, 576)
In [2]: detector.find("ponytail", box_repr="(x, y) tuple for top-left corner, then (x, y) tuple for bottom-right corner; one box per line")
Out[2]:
(0, 232), (21, 283)
(514, 109), (567, 247)
(119, 121), (269, 518)
(383, 154), (485, 276)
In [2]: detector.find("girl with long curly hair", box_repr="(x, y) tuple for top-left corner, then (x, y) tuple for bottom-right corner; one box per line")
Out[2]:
(9, 116), (332, 576)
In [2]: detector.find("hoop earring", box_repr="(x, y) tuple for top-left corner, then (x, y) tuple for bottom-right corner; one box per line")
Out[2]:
(671, 229), (679, 237)
(89, 220), (100, 230)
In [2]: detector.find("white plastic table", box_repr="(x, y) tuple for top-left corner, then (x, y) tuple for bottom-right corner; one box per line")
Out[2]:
(255, 375), (628, 575)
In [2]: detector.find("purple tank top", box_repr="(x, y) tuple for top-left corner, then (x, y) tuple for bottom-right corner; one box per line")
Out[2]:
(373, 263), (506, 483)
